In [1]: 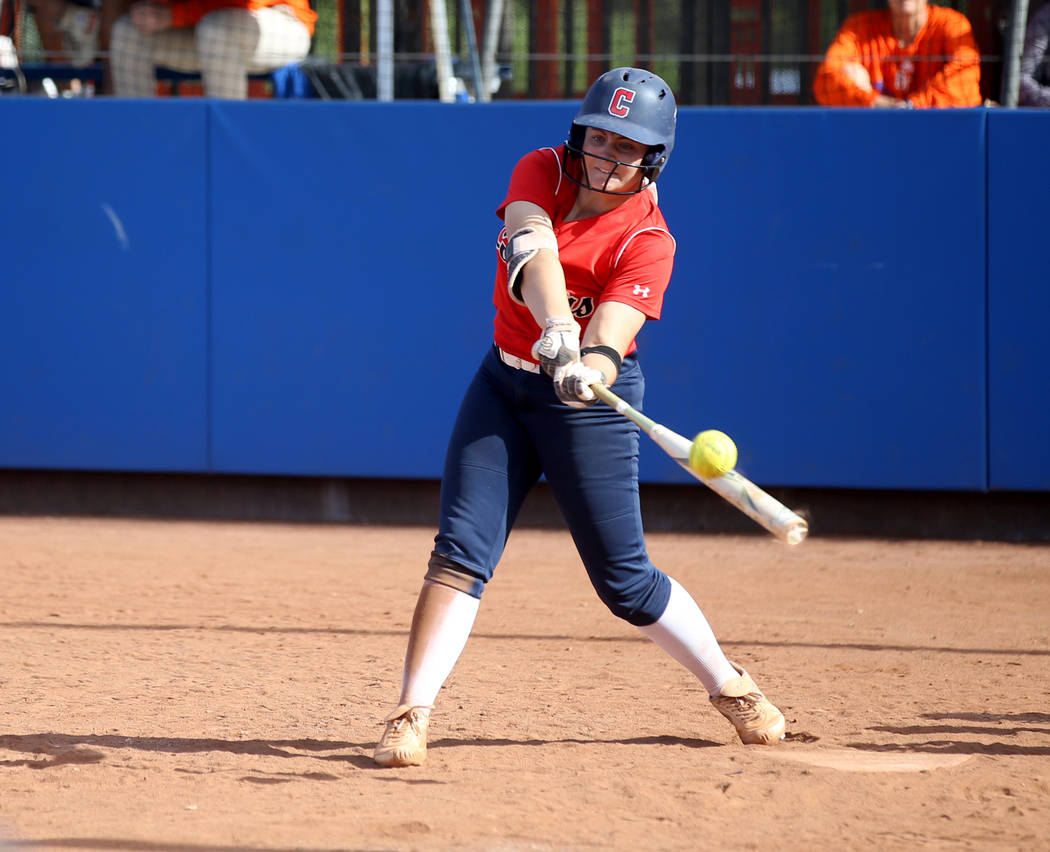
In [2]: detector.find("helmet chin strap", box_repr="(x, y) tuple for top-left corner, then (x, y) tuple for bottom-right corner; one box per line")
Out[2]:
(563, 145), (649, 196)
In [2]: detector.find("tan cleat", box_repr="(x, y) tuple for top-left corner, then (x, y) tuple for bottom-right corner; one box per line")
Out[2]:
(709, 663), (786, 745)
(374, 705), (431, 767)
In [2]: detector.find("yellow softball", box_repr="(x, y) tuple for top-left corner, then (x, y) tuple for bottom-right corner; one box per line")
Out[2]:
(689, 429), (738, 478)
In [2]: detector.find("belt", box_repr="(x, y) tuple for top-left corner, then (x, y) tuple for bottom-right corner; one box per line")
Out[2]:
(497, 346), (542, 374)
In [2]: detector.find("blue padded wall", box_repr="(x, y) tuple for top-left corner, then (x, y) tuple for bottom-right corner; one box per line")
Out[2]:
(2, 101), (1046, 491)
(0, 100), (209, 471)
(207, 101), (571, 476)
(649, 109), (988, 489)
(987, 110), (1050, 491)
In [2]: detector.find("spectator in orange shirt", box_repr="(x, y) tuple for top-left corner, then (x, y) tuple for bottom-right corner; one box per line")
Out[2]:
(814, 0), (982, 108)
(109, 0), (315, 99)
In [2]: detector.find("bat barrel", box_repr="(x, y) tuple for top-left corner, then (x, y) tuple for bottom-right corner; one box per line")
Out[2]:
(593, 383), (809, 546)
(683, 464), (808, 545)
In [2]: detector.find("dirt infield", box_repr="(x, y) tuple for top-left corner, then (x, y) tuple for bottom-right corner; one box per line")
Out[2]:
(1, 516), (1048, 851)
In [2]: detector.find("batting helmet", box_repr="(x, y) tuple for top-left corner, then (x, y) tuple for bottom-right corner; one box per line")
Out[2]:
(565, 67), (677, 190)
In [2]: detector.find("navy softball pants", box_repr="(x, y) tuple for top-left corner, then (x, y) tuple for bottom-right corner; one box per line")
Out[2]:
(432, 345), (672, 626)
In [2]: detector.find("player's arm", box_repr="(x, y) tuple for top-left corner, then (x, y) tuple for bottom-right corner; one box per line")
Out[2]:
(503, 200), (581, 376)
(813, 20), (879, 107)
(504, 200), (571, 322)
(553, 226), (671, 408)
(552, 300), (646, 409)
(579, 301), (646, 387)
(907, 15), (982, 107)
(576, 227), (671, 389)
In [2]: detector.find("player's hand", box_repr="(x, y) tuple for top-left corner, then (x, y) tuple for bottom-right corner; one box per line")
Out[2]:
(552, 362), (605, 408)
(532, 317), (581, 377)
(872, 93), (909, 108)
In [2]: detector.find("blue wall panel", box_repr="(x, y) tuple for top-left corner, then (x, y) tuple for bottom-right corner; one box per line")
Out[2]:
(649, 109), (988, 489)
(208, 102), (572, 476)
(0, 101), (209, 471)
(987, 110), (1050, 491)
(1, 101), (1042, 491)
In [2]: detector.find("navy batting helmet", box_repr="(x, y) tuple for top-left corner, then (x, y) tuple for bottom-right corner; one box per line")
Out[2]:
(565, 67), (677, 190)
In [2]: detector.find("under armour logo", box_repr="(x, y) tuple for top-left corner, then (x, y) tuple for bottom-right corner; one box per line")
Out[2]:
(608, 87), (635, 117)
(633, 285), (650, 297)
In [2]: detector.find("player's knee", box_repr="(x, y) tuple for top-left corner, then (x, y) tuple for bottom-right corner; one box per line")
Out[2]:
(196, 8), (258, 56)
(426, 553), (486, 599)
(592, 569), (670, 626)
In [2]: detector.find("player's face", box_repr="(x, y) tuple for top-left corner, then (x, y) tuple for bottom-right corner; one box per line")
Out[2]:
(887, 0), (925, 15)
(579, 128), (648, 193)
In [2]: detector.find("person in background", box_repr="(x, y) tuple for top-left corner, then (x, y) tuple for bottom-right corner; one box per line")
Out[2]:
(1019, 2), (1050, 106)
(814, 0), (982, 107)
(108, 0), (314, 98)
(28, 0), (99, 67)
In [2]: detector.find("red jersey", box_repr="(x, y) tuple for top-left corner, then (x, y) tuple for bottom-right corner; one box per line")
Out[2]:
(493, 146), (675, 363)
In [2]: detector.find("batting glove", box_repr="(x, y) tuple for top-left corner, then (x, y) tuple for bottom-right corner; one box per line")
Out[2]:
(553, 362), (606, 408)
(532, 317), (581, 377)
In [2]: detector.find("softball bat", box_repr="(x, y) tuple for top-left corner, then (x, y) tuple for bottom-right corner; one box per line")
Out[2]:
(590, 383), (809, 545)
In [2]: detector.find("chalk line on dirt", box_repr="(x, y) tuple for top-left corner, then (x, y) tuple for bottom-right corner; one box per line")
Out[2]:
(763, 749), (974, 773)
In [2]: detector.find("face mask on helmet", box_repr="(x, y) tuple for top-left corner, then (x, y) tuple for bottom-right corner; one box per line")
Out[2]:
(563, 67), (678, 196)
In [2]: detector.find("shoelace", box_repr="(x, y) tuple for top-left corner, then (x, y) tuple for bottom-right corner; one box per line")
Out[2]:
(724, 694), (764, 721)
(386, 712), (423, 741)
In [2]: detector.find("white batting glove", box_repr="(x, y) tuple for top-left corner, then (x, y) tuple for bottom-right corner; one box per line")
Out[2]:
(553, 362), (606, 408)
(531, 317), (581, 378)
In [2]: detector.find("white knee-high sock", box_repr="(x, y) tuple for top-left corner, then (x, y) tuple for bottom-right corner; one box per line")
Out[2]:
(636, 576), (738, 696)
(399, 581), (480, 710)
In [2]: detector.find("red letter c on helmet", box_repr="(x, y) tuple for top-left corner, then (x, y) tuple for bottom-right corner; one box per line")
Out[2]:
(607, 87), (635, 117)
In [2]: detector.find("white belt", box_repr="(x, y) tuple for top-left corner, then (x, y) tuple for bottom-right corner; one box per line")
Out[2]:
(497, 346), (541, 373)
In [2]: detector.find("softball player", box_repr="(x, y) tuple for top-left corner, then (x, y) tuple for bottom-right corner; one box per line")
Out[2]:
(375, 68), (785, 767)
